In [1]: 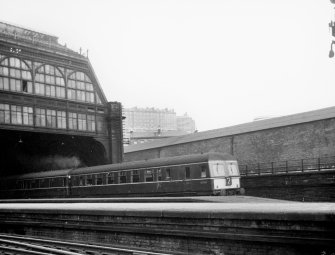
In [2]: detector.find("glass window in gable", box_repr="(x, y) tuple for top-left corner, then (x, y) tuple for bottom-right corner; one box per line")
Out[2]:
(45, 65), (50, 74)
(85, 83), (93, 91)
(9, 58), (15, 67)
(84, 74), (91, 82)
(15, 58), (20, 68)
(1, 58), (8, 66)
(55, 68), (62, 77)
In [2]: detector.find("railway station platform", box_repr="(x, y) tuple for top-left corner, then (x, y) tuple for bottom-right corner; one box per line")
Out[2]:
(0, 195), (289, 204)
(0, 201), (334, 254)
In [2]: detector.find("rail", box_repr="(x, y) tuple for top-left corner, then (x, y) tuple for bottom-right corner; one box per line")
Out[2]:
(0, 234), (172, 255)
(239, 155), (335, 176)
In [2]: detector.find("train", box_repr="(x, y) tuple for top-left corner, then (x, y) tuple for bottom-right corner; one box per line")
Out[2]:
(0, 152), (242, 199)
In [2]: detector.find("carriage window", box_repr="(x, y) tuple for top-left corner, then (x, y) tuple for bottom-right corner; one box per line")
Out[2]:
(227, 162), (239, 175)
(132, 170), (140, 183)
(16, 180), (24, 189)
(201, 166), (207, 178)
(145, 170), (154, 182)
(210, 162), (226, 177)
(50, 178), (63, 187)
(31, 179), (39, 189)
(86, 175), (93, 185)
(40, 178), (50, 188)
(96, 174), (103, 185)
(72, 176), (80, 186)
(119, 171), (127, 183)
(79, 176), (85, 186)
(166, 168), (171, 180)
(185, 167), (191, 179)
(107, 173), (114, 184)
(24, 180), (30, 189)
(157, 168), (162, 181)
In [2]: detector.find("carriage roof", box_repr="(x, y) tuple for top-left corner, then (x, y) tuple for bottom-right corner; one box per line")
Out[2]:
(4, 153), (235, 180)
(70, 152), (235, 175)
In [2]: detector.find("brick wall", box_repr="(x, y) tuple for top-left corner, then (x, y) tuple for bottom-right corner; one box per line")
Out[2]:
(241, 170), (335, 202)
(1, 203), (334, 255)
(125, 119), (335, 166)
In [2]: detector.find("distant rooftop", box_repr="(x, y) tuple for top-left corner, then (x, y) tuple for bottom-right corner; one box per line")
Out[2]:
(125, 106), (335, 153)
(125, 107), (176, 113)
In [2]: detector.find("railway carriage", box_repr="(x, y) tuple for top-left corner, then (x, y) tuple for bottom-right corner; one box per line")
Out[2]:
(0, 153), (241, 198)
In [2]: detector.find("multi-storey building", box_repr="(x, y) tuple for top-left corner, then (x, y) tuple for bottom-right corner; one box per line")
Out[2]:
(0, 21), (123, 175)
(177, 113), (196, 133)
(124, 107), (177, 133)
(123, 107), (195, 145)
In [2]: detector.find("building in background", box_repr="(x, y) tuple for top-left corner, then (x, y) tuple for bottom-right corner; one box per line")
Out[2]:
(0, 21), (123, 175)
(177, 113), (196, 134)
(123, 107), (196, 145)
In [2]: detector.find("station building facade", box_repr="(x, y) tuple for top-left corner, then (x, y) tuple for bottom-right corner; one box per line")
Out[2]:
(0, 21), (123, 175)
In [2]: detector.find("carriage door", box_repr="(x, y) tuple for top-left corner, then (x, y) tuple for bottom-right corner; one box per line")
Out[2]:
(184, 166), (192, 192)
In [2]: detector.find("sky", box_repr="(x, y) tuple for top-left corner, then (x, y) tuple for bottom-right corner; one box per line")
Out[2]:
(1, 0), (334, 131)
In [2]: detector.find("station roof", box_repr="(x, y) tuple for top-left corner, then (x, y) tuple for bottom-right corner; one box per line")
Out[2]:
(124, 106), (335, 153)
(0, 20), (58, 42)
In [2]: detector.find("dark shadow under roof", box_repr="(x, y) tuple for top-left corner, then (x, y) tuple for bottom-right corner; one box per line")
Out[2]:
(124, 106), (335, 153)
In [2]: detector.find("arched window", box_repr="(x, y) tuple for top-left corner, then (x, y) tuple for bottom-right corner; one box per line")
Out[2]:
(35, 65), (65, 98)
(67, 72), (95, 103)
(0, 57), (32, 93)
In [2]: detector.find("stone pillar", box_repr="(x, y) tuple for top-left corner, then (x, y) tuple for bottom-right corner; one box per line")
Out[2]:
(106, 101), (124, 164)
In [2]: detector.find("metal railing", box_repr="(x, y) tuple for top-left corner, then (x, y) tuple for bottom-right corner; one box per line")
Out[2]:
(239, 155), (335, 176)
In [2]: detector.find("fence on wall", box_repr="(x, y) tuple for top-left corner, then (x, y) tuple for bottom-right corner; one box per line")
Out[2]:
(239, 156), (335, 176)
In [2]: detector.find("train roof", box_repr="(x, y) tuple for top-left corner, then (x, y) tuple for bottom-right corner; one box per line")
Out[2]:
(4, 169), (72, 180)
(2, 153), (235, 180)
(70, 152), (235, 175)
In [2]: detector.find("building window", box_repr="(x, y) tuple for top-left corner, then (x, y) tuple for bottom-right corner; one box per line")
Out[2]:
(78, 114), (87, 131)
(10, 105), (22, 125)
(35, 108), (46, 127)
(46, 109), (56, 128)
(57, 111), (66, 129)
(67, 71), (95, 104)
(68, 112), (77, 130)
(35, 65), (65, 99)
(87, 114), (95, 132)
(0, 77), (9, 90)
(0, 57), (32, 94)
(0, 104), (10, 124)
(23, 107), (33, 126)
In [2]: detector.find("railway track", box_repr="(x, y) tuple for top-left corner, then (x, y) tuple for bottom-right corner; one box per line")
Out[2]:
(0, 234), (171, 255)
